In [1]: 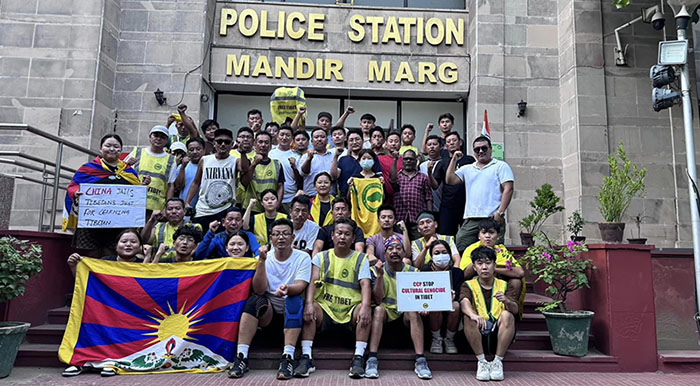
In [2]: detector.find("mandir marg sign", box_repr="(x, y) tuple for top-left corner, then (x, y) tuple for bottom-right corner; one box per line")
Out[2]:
(210, 2), (469, 91)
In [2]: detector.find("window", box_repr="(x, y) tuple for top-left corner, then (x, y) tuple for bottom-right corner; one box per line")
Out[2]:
(401, 100), (465, 146)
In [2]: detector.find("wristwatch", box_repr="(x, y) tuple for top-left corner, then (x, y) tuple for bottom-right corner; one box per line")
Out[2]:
(496, 211), (505, 217)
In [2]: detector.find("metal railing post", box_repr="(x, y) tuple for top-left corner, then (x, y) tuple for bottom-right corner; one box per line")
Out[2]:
(50, 143), (64, 232)
(38, 163), (47, 232)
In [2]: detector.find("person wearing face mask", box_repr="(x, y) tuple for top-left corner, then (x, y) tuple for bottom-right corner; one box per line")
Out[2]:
(411, 212), (461, 270)
(460, 219), (525, 320)
(332, 129), (382, 198)
(346, 149), (384, 200)
(421, 240), (465, 355)
(347, 149), (385, 236)
(195, 207), (260, 259)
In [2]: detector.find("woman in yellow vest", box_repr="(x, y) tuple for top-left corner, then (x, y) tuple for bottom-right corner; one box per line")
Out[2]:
(125, 126), (177, 212)
(459, 246), (518, 382)
(243, 189), (287, 245)
(309, 172), (334, 226)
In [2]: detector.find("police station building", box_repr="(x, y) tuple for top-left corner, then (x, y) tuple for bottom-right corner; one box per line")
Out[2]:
(1, 0), (699, 247)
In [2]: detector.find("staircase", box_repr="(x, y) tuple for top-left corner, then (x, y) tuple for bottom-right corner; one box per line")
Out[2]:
(15, 289), (620, 372)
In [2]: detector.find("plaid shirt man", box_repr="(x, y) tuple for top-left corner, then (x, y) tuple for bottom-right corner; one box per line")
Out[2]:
(394, 170), (433, 223)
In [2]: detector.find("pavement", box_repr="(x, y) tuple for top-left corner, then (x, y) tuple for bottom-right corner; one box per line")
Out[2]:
(3, 368), (700, 386)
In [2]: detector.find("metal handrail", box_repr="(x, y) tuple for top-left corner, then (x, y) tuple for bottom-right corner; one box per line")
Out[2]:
(0, 123), (100, 232)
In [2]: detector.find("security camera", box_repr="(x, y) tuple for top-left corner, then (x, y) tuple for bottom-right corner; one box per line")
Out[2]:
(652, 11), (666, 30)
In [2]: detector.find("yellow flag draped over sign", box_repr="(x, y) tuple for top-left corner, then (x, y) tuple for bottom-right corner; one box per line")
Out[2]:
(350, 178), (383, 236)
(270, 87), (306, 125)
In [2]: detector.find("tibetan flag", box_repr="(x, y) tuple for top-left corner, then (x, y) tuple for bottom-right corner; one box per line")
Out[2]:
(349, 178), (383, 236)
(481, 110), (491, 139)
(58, 258), (256, 374)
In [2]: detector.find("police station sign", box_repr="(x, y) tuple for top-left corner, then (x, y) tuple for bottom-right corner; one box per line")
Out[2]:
(210, 2), (469, 92)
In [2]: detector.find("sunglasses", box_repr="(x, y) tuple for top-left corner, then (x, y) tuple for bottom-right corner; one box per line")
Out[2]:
(215, 139), (232, 145)
(473, 145), (489, 153)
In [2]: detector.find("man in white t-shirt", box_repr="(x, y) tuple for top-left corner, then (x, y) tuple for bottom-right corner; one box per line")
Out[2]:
(269, 125), (303, 212)
(289, 196), (319, 256)
(445, 136), (514, 252)
(299, 127), (336, 196)
(229, 218), (311, 380)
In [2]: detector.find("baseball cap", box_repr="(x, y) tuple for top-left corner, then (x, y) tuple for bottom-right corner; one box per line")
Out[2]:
(150, 125), (169, 136)
(170, 142), (187, 154)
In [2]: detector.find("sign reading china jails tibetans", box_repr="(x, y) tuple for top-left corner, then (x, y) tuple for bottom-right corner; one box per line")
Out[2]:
(396, 271), (453, 312)
(78, 184), (147, 228)
(215, 5), (465, 85)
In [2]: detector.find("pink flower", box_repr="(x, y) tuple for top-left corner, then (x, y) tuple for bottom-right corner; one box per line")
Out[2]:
(505, 260), (512, 270)
(569, 247), (575, 253)
(567, 240), (575, 248)
(541, 252), (551, 262)
(575, 241), (582, 246)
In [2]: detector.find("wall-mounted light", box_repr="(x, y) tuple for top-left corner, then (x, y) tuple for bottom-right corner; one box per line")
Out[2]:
(154, 88), (167, 106)
(517, 100), (527, 118)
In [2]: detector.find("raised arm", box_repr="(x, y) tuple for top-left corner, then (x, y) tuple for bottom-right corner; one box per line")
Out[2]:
(445, 151), (464, 185)
(291, 106), (306, 131)
(185, 161), (203, 208)
(335, 105), (354, 128)
(420, 123), (433, 154)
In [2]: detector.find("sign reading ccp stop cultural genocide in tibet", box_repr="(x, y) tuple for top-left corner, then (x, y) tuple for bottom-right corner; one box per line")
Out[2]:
(78, 184), (147, 228)
(397, 271), (453, 312)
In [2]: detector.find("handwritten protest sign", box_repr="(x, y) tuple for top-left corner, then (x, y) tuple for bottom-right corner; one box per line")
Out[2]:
(396, 271), (453, 312)
(78, 184), (147, 228)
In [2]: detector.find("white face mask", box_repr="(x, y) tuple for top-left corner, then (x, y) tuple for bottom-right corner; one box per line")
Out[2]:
(433, 253), (451, 268)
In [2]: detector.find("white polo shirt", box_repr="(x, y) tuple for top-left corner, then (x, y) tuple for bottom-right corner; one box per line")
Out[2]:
(269, 148), (301, 204)
(455, 159), (514, 219)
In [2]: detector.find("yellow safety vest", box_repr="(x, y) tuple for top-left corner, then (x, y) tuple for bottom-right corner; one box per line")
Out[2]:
(412, 234), (454, 265)
(253, 212), (287, 245)
(315, 250), (368, 324)
(239, 159), (281, 212)
(310, 194), (334, 227)
(154, 221), (202, 249)
(372, 263), (417, 322)
(134, 148), (174, 211)
(466, 278), (507, 321)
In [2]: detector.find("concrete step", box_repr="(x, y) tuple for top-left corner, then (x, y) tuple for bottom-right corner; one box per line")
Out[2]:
(657, 350), (700, 373)
(25, 324), (66, 345)
(518, 313), (548, 331)
(523, 293), (553, 313)
(47, 306), (70, 325)
(15, 343), (63, 367)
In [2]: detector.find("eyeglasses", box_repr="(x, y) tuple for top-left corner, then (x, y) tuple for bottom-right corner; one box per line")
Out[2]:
(215, 139), (232, 145)
(473, 146), (489, 153)
(270, 232), (292, 238)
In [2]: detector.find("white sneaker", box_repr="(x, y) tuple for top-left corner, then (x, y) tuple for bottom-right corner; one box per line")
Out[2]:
(430, 337), (444, 354)
(476, 360), (490, 381)
(489, 359), (504, 381)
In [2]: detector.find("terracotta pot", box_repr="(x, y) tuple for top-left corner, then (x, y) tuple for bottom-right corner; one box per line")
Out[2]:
(627, 238), (647, 244)
(570, 236), (586, 243)
(520, 232), (534, 247)
(598, 222), (625, 243)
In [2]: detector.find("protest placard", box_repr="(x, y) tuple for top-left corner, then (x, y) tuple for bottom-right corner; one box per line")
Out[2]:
(77, 184), (147, 228)
(396, 271), (453, 312)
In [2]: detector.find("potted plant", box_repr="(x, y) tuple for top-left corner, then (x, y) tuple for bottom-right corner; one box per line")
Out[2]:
(566, 210), (586, 242)
(0, 236), (42, 378)
(597, 142), (646, 242)
(518, 183), (564, 246)
(627, 213), (648, 244)
(520, 237), (596, 357)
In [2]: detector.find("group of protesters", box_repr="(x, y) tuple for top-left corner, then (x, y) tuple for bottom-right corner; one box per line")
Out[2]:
(61, 102), (520, 382)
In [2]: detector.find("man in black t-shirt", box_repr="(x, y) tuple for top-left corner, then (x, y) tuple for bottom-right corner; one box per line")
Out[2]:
(311, 198), (365, 255)
(431, 132), (475, 235)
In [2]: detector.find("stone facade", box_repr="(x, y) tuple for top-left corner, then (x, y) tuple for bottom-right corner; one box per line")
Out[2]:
(1, 0), (699, 248)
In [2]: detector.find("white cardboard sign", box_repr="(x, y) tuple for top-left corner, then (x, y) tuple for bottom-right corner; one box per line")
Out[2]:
(77, 184), (147, 228)
(396, 271), (453, 312)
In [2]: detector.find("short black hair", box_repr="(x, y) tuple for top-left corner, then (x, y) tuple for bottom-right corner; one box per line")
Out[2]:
(332, 197), (350, 211)
(479, 218), (501, 234)
(270, 217), (294, 233)
(186, 137), (205, 149)
(473, 135), (492, 148)
(445, 131), (461, 142)
(214, 128), (233, 139)
(291, 195), (311, 209)
(116, 229), (142, 246)
(438, 113), (454, 123)
(360, 113), (376, 122)
(226, 206), (244, 215)
(369, 126), (385, 139)
(201, 119), (219, 131)
(255, 130), (272, 141)
(225, 229), (250, 247)
(347, 128), (363, 139)
(429, 239), (451, 256)
(311, 127), (327, 137)
(401, 124), (416, 135)
(293, 130), (310, 140)
(247, 109), (262, 118)
(357, 149), (379, 166)
(386, 130), (401, 140)
(426, 134), (442, 144)
(100, 134), (123, 147)
(472, 246), (497, 263)
(278, 124), (294, 135)
(333, 217), (356, 233)
(260, 188), (278, 201)
(330, 126), (345, 136)
(376, 204), (395, 219)
(173, 224), (203, 244)
(237, 127), (254, 137)
(165, 197), (185, 208)
(317, 111), (333, 121)
(314, 171), (332, 184)
(264, 122), (280, 130)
